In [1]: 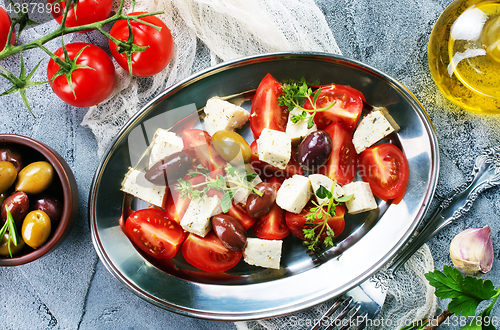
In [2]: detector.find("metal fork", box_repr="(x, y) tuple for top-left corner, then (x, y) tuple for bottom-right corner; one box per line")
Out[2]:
(311, 145), (500, 330)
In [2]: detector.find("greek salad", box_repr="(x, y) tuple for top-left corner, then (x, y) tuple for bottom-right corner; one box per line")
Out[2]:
(120, 74), (409, 273)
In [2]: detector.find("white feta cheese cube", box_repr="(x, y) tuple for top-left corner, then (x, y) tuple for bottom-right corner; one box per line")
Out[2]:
(257, 128), (291, 170)
(276, 175), (311, 214)
(342, 181), (378, 214)
(243, 238), (282, 269)
(180, 195), (221, 237)
(148, 129), (184, 169)
(309, 174), (345, 204)
(203, 97), (250, 136)
(285, 108), (317, 145)
(121, 168), (167, 208)
(227, 165), (262, 205)
(352, 109), (398, 154)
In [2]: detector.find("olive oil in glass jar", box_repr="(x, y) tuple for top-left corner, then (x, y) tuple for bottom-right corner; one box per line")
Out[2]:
(428, 0), (500, 113)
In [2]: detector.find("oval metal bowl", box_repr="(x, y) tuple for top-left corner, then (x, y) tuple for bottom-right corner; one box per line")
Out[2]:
(89, 52), (439, 320)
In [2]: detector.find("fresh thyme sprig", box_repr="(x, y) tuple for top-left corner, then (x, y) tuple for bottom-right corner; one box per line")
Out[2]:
(278, 77), (337, 129)
(0, 207), (20, 258)
(175, 164), (263, 213)
(303, 184), (352, 252)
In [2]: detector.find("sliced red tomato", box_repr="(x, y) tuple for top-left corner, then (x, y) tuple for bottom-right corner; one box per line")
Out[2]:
(125, 208), (185, 259)
(286, 203), (345, 241)
(250, 73), (288, 138)
(163, 189), (190, 223)
(227, 202), (256, 230)
(182, 129), (226, 171)
(304, 84), (364, 131)
(319, 122), (357, 185)
(359, 143), (409, 204)
(252, 178), (290, 240)
(249, 140), (303, 180)
(182, 231), (243, 273)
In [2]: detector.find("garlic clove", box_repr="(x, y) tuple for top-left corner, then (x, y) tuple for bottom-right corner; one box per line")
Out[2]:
(449, 226), (494, 277)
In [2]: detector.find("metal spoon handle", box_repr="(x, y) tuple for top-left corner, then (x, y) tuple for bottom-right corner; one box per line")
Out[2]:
(389, 146), (500, 272)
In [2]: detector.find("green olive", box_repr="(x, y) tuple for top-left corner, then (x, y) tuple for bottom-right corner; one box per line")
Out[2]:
(0, 161), (17, 194)
(15, 161), (54, 195)
(0, 233), (25, 257)
(21, 210), (51, 249)
(211, 130), (251, 164)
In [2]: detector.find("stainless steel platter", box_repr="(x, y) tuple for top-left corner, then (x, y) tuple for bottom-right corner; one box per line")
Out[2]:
(89, 52), (439, 320)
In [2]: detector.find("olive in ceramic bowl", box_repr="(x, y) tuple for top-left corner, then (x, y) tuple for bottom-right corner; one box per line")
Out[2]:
(0, 134), (78, 266)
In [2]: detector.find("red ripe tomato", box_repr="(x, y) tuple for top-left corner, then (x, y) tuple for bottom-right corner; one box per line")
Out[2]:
(182, 129), (226, 171)
(359, 143), (409, 204)
(47, 43), (115, 107)
(249, 140), (303, 180)
(125, 208), (185, 259)
(0, 7), (14, 51)
(182, 232), (243, 273)
(304, 84), (364, 131)
(163, 189), (190, 224)
(48, 0), (112, 31)
(227, 202), (256, 230)
(109, 12), (173, 77)
(286, 203), (345, 241)
(252, 178), (290, 240)
(250, 73), (288, 139)
(319, 122), (357, 185)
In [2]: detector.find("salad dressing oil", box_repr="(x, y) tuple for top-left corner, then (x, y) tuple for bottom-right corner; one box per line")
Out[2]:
(428, 0), (500, 113)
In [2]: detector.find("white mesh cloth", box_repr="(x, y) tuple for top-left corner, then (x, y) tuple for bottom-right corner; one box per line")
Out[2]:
(77, 0), (437, 327)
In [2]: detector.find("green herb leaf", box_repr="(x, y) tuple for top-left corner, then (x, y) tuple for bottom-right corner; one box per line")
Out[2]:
(307, 115), (315, 129)
(315, 185), (332, 199)
(246, 173), (258, 182)
(425, 265), (499, 317)
(221, 191), (233, 213)
(335, 194), (353, 203)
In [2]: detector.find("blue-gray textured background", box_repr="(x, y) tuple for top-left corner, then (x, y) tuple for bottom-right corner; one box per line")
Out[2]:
(1, 0), (499, 329)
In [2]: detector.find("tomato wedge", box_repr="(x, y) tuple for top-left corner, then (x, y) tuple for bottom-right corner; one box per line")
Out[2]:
(182, 129), (226, 171)
(249, 140), (303, 180)
(182, 232), (243, 273)
(319, 122), (357, 185)
(359, 143), (409, 203)
(286, 203), (345, 241)
(250, 73), (288, 139)
(252, 178), (290, 240)
(125, 209), (185, 259)
(304, 84), (364, 131)
(226, 202), (256, 230)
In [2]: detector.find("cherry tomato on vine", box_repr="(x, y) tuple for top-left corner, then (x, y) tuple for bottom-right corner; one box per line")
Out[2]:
(358, 143), (409, 204)
(0, 7), (15, 51)
(109, 12), (174, 77)
(47, 43), (116, 107)
(48, 0), (112, 31)
(125, 208), (185, 259)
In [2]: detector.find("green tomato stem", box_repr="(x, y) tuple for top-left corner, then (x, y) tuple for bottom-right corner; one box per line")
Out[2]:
(0, 10), (164, 62)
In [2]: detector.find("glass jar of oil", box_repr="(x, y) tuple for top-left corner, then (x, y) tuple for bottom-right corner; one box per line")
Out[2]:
(428, 0), (500, 113)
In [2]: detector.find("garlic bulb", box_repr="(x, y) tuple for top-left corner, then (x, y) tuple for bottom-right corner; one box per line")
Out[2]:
(449, 226), (494, 277)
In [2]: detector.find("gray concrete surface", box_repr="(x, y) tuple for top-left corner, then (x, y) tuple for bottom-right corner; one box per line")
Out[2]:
(1, 0), (500, 329)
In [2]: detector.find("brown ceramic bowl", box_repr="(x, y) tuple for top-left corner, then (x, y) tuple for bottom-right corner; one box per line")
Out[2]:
(0, 134), (78, 266)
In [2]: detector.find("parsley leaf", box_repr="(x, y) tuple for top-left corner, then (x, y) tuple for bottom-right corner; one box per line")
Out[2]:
(425, 265), (500, 317)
